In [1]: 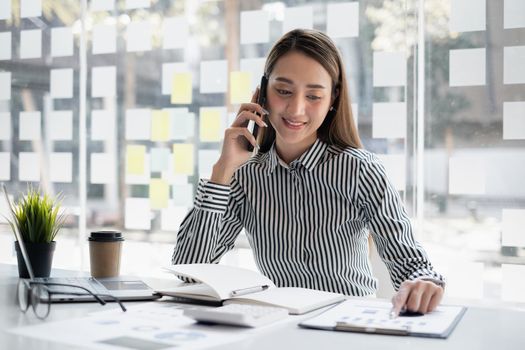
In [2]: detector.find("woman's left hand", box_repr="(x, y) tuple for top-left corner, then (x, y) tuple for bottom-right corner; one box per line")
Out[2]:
(391, 279), (444, 316)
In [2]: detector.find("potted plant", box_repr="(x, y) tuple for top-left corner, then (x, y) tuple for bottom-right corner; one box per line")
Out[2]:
(5, 186), (67, 278)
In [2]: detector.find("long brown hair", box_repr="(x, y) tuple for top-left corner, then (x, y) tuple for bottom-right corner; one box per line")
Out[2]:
(258, 29), (362, 152)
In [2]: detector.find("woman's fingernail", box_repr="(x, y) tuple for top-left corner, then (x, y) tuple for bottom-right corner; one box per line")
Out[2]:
(263, 122), (268, 127)
(262, 108), (270, 115)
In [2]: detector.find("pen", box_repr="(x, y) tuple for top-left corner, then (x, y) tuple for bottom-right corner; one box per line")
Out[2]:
(230, 285), (269, 297)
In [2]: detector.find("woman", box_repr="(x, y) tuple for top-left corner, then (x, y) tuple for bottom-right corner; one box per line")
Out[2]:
(172, 29), (444, 315)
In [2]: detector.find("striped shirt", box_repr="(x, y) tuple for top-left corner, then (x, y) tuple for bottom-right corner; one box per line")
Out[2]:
(172, 138), (444, 296)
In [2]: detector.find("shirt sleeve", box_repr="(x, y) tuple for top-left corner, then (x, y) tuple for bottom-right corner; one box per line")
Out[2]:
(171, 177), (245, 266)
(356, 154), (445, 291)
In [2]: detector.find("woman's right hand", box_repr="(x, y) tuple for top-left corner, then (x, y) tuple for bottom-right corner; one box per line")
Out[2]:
(210, 88), (268, 185)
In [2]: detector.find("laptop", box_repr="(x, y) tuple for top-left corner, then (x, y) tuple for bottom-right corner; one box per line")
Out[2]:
(3, 184), (160, 302)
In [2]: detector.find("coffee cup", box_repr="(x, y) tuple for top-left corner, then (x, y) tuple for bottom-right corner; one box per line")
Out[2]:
(88, 231), (124, 278)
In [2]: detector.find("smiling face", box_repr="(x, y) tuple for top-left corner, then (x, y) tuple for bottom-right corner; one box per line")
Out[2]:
(265, 51), (334, 161)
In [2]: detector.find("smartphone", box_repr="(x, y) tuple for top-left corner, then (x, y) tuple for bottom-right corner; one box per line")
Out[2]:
(247, 75), (268, 152)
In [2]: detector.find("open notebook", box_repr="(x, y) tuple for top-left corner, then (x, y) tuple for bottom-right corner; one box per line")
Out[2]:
(159, 264), (345, 315)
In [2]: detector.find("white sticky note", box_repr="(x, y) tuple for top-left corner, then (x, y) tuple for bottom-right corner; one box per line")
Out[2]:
(503, 101), (525, 140)
(92, 23), (117, 54)
(48, 110), (73, 140)
(449, 48), (486, 86)
(19, 152), (40, 182)
(126, 108), (151, 140)
(92, 66), (116, 97)
(283, 6), (313, 33)
(169, 109), (194, 140)
(50, 68), (74, 98)
(91, 0), (115, 11)
(21, 0), (41, 18)
(163, 17), (188, 50)
(0, 72), (10, 100)
(49, 152), (72, 183)
(240, 10), (269, 44)
(0, 32), (12, 60)
(372, 102), (406, 139)
(91, 110), (115, 140)
(20, 30), (41, 59)
(376, 154), (406, 192)
(450, 0), (485, 32)
(449, 155), (486, 195)
(502, 264), (525, 302)
(0, 113), (10, 140)
(503, 46), (525, 84)
(125, 198), (151, 230)
(502, 209), (525, 247)
(240, 58), (266, 91)
(90, 153), (116, 184)
(504, 0), (525, 29)
(161, 205), (188, 231)
(327, 2), (359, 38)
(172, 184), (194, 207)
(438, 261), (484, 299)
(161, 62), (189, 95)
(0, 1), (11, 20)
(200, 60), (228, 94)
(150, 147), (170, 172)
(0, 153), (10, 180)
(19, 111), (41, 140)
(126, 20), (152, 52)
(125, 0), (150, 9)
(373, 52), (406, 87)
(51, 27), (73, 57)
(198, 150), (220, 179)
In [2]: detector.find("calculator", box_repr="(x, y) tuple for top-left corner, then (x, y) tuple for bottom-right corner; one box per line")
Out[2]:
(183, 303), (289, 328)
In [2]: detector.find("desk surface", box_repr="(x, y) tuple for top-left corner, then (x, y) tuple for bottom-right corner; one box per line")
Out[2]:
(1, 264), (524, 350)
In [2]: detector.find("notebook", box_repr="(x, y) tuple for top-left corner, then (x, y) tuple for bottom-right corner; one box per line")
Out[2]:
(159, 264), (345, 315)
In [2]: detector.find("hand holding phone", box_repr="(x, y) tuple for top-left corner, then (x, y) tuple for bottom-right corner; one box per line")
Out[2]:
(246, 75), (269, 152)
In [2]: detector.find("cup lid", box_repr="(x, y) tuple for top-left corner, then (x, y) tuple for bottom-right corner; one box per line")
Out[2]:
(89, 230), (124, 242)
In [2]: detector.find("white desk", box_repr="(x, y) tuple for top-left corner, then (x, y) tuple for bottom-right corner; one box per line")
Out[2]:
(1, 264), (524, 349)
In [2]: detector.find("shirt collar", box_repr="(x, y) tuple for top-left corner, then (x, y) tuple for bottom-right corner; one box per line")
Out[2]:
(267, 138), (328, 175)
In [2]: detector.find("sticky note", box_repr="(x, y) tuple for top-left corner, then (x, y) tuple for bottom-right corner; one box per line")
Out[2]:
(0, 113), (11, 140)
(502, 264), (525, 302)
(373, 52), (406, 87)
(51, 27), (73, 58)
(126, 20), (152, 52)
(376, 154), (406, 191)
(90, 0), (115, 11)
(126, 108), (151, 140)
(200, 60), (228, 93)
(503, 101), (525, 139)
(0, 153), (10, 180)
(150, 147), (170, 172)
(172, 144), (194, 175)
(240, 10), (269, 44)
(21, 0), (41, 18)
(125, 198), (151, 230)
(19, 152), (40, 182)
(48, 110), (73, 140)
(0, 1), (11, 20)
(92, 23), (117, 54)
(92, 66), (116, 97)
(502, 209), (525, 247)
(504, 0), (525, 29)
(125, 0), (150, 9)
(503, 46), (525, 84)
(168, 109), (194, 140)
(172, 184), (193, 207)
(150, 179), (169, 209)
(0, 32), (12, 60)
(283, 6), (313, 33)
(161, 205), (188, 231)
(19, 111), (41, 140)
(20, 29), (41, 59)
(126, 145), (146, 175)
(50, 68), (74, 98)
(240, 58), (265, 91)
(449, 48), (486, 86)
(90, 153), (116, 184)
(162, 62), (189, 95)
(200, 108), (223, 142)
(449, 155), (486, 195)
(125, 153), (150, 185)
(151, 110), (170, 141)
(49, 153), (72, 183)
(230, 71), (252, 105)
(171, 72), (192, 104)
(327, 2), (359, 38)
(372, 103), (406, 139)
(0, 72), (10, 100)
(198, 150), (219, 179)
(163, 17), (188, 49)
(91, 110), (115, 140)
(450, 0), (485, 32)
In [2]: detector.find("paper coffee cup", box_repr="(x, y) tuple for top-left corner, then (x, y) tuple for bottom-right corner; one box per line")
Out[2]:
(89, 231), (124, 278)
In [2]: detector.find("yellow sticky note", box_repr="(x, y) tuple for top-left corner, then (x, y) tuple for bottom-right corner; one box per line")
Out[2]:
(200, 109), (222, 142)
(171, 72), (192, 104)
(172, 143), (194, 175)
(151, 110), (170, 141)
(149, 179), (169, 209)
(230, 71), (252, 104)
(126, 145), (146, 175)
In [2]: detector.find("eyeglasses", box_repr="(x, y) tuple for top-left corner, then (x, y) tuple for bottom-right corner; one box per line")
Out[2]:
(17, 279), (127, 320)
